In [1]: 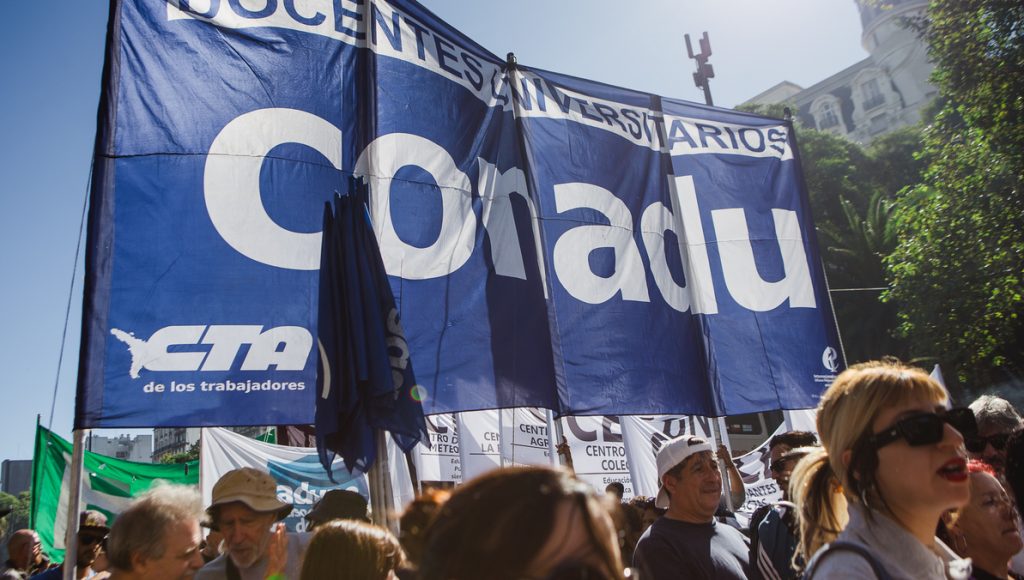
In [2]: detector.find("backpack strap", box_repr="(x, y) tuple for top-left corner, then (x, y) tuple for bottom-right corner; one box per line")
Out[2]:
(803, 541), (893, 580)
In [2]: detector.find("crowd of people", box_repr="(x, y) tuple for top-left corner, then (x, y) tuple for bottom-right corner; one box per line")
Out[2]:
(3, 359), (1024, 579)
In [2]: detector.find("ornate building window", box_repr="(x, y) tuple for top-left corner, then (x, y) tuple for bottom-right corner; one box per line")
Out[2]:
(819, 102), (840, 128)
(861, 78), (885, 110)
(811, 95), (846, 134)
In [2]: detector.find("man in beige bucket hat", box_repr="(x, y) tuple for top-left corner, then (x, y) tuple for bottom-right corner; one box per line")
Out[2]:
(196, 468), (309, 580)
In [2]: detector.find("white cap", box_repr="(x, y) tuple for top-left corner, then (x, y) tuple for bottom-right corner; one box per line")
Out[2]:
(655, 436), (713, 508)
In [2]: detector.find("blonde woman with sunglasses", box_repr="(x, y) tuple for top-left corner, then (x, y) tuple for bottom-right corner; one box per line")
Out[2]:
(793, 360), (977, 579)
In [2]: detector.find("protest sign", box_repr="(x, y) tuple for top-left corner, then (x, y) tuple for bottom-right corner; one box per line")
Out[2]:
(560, 416), (633, 498)
(78, 0), (842, 429)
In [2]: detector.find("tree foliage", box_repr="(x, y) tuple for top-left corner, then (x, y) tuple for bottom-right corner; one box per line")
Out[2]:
(159, 440), (200, 464)
(887, 0), (1024, 388)
(1, 491), (32, 543)
(819, 192), (906, 362)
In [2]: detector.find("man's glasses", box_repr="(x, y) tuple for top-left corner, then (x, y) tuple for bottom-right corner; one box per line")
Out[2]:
(868, 407), (977, 449)
(965, 432), (1010, 454)
(769, 460), (791, 474)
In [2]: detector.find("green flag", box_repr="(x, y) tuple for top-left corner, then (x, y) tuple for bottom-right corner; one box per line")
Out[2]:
(30, 425), (198, 563)
(255, 427), (276, 444)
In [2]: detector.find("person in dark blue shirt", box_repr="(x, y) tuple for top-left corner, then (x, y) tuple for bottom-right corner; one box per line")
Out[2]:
(633, 436), (750, 579)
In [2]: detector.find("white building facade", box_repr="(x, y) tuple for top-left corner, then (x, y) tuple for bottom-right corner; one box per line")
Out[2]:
(88, 433), (153, 463)
(744, 0), (936, 144)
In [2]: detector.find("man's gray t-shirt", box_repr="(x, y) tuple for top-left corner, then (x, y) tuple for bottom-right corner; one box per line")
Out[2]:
(633, 517), (750, 580)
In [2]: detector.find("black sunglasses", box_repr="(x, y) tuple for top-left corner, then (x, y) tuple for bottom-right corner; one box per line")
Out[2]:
(868, 407), (977, 449)
(78, 533), (107, 547)
(965, 432), (1010, 454)
(769, 460), (792, 474)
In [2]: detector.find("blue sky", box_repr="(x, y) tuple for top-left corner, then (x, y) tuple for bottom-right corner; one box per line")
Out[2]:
(0, 0), (867, 466)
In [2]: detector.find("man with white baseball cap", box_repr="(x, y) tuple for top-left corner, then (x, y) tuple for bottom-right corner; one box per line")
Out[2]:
(196, 468), (309, 580)
(633, 436), (750, 579)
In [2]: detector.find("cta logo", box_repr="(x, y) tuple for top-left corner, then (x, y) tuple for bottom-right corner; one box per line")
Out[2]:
(110, 325), (312, 378)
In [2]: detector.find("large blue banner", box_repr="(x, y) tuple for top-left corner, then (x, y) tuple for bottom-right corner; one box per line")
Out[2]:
(77, 0), (842, 428)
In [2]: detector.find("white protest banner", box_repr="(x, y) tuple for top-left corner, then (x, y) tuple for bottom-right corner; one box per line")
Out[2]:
(785, 408), (818, 433)
(499, 408), (554, 468)
(201, 428), (367, 532)
(457, 410), (502, 481)
(561, 416), (633, 498)
(385, 432), (416, 511)
(733, 440), (779, 526)
(415, 414), (461, 484)
(621, 415), (715, 498)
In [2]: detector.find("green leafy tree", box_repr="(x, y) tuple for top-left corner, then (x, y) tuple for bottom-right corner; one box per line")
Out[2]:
(734, 101), (794, 122)
(819, 193), (906, 362)
(887, 0), (1024, 388)
(1, 490), (32, 544)
(796, 129), (878, 228)
(159, 440), (200, 464)
(866, 126), (929, 197)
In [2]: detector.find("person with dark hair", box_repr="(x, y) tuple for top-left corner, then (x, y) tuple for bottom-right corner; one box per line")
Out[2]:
(633, 436), (750, 580)
(968, 395), (1023, 474)
(749, 429), (819, 542)
(30, 511), (110, 580)
(304, 489), (370, 530)
(749, 446), (815, 580)
(397, 489), (450, 570)
(612, 501), (644, 566)
(105, 484), (205, 580)
(196, 468), (308, 580)
(605, 482), (625, 501)
(939, 460), (1022, 580)
(198, 528), (223, 565)
(768, 431), (819, 464)
(299, 520), (405, 580)
(627, 496), (665, 534)
(792, 360), (975, 579)
(419, 466), (624, 579)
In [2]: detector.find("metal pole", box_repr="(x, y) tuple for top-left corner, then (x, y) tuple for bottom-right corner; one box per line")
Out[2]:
(404, 449), (422, 497)
(62, 429), (88, 580)
(546, 410), (560, 467)
(712, 418), (735, 512)
(498, 409), (506, 469)
(368, 430), (398, 535)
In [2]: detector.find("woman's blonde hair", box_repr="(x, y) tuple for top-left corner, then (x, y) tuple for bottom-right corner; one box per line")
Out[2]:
(791, 359), (948, 564)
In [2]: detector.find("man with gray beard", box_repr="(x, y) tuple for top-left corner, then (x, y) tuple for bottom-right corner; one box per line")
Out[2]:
(196, 468), (309, 580)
